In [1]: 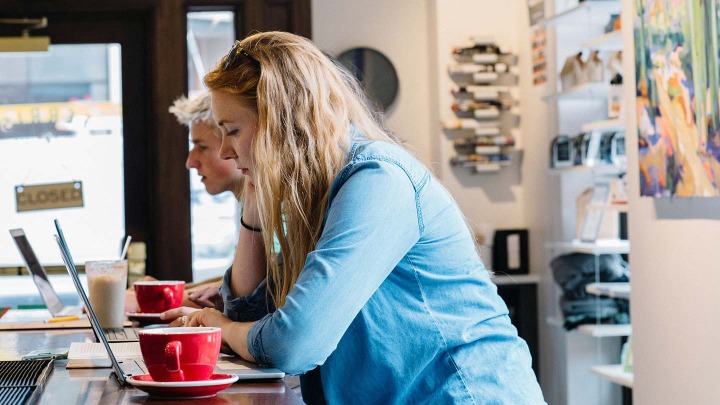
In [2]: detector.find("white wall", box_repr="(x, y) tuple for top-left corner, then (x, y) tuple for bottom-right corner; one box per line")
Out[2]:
(312, 0), (433, 165)
(620, 0), (720, 404)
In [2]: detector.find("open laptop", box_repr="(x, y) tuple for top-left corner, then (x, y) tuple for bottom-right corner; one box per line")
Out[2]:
(54, 219), (285, 384)
(8, 228), (83, 318)
(51, 220), (141, 343)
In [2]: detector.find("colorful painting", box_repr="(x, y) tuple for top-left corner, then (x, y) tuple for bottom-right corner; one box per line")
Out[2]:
(635, 0), (720, 197)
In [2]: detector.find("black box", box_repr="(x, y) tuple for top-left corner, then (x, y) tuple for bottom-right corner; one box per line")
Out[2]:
(492, 229), (529, 275)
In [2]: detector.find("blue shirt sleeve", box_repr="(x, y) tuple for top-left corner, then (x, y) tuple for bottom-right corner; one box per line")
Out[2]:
(246, 159), (422, 374)
(220, 266), (275, 322)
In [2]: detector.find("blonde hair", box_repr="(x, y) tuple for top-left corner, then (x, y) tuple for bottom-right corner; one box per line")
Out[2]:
(204, 31), (398, 307)
(169, 92), (218, 135)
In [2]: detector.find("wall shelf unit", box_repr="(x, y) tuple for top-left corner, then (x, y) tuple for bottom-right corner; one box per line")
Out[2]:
(444, 36), (520, 174)
(540, 1), (630, 402)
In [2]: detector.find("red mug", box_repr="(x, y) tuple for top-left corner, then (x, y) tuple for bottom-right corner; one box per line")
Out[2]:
(138, 327), (222, 382)
(134, 280), (185, 314)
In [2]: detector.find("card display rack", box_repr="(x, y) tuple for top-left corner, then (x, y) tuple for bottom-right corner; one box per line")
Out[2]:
(443, 36), (520, 173)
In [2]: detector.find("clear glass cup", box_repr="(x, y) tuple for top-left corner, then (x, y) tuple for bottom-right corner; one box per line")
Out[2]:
(85, 260), (128, 329)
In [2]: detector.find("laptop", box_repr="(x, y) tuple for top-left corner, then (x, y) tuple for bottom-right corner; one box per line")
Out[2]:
(8, 228), (83, 318)
(51, 220), (141, 343)
(53, 219), (285, 385)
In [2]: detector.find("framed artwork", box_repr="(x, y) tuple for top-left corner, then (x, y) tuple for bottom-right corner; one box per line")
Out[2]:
(492, 229), (529, 275)
(634, 0), (720, 197)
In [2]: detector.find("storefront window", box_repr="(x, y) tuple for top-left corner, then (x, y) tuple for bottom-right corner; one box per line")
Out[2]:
(0, 44), (125, 268)
(186, 11), (238, 280)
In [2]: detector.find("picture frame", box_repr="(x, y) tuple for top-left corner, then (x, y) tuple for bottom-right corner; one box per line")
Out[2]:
(492, 229), (529, 275)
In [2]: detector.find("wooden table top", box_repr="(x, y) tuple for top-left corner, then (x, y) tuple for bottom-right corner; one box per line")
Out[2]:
(0, 329), (304, 404)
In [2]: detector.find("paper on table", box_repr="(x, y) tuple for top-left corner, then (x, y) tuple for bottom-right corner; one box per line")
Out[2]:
(67, 342), (141, 368)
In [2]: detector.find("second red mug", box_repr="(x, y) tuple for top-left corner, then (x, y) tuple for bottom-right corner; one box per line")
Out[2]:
(134, 280), (185, 314)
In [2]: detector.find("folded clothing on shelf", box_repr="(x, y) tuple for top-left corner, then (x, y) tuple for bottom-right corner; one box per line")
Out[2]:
(551, 253), (630, 330)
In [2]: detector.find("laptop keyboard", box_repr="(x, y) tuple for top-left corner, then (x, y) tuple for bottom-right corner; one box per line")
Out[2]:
(105, 328), (140, 342)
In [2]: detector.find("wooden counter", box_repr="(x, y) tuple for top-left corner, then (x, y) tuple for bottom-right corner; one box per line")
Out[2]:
(0, 329), (303, 404)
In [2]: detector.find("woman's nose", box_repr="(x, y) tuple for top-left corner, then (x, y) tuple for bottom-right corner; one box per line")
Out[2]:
(219, 136), (236, 160)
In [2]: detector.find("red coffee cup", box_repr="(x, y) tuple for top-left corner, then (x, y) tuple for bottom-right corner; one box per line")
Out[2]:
(134, 280), (185, 313)
(138, 327), (222, 382)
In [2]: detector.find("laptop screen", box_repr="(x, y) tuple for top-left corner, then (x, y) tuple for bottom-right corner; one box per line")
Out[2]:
(9, 228), (64, 315)
(53, 219), (128, 385)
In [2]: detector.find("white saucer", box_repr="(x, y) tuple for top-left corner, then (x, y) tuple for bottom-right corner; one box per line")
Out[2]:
(127, 373), (239, 398)
(125, 312), (163, 318)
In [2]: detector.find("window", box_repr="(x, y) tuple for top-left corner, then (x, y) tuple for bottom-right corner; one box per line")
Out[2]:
(0, 44), (125, 268)
(186, 11), (239, 280)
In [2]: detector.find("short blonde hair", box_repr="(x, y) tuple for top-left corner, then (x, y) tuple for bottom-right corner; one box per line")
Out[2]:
(204, 32), (397, 307)
(168, 92), (215, 127)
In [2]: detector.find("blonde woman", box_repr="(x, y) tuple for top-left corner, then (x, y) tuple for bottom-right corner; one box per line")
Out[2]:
(178, 32), (545, 404)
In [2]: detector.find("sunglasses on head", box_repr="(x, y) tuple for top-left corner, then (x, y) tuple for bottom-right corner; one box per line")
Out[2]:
(223, 41), (261, 71)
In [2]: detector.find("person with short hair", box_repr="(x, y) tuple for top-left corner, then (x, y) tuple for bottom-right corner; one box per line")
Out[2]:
(125, 92), (242, 312)
(174, 32), (545, 404)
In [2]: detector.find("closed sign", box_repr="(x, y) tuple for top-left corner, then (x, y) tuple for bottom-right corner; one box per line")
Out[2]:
(15, 181), (84, 212)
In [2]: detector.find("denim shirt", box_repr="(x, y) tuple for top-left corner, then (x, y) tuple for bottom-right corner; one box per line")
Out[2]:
(240, 139), (545, 404)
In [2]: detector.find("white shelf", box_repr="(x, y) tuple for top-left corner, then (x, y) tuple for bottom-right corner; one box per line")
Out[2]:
(581, 30), (623, 51)
(591, 364), (634, 388)
(586, 203), (629, 212)
(474, 127), (502, 136)
(586, 282), (630, 299)
(578, 324), (631, 337)
(543, 82), (609, 102)
(547, 239), (630, 255)
(492, 274), (541, 285)
(581, 118), (624, 133)
(473, 163), (501, 173)
(474, 109), (500, 119)
(475, 146), (502, 155)
(548, 164), (626, 177)
(534, 1), (621, 28)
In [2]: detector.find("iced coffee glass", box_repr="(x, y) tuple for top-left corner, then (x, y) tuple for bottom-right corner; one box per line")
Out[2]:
(86, 260), (128, 329)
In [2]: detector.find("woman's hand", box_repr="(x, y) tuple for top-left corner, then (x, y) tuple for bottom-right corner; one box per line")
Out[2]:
(160, 306), (200, 327)
(185, 307), (233, 329)
(188, 286), (224, 310)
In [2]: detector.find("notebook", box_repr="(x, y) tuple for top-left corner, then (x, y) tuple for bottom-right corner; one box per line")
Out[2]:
(8, 228), (83, 318)
(51, 220), (141, 343)
(54, 218), (285, 384)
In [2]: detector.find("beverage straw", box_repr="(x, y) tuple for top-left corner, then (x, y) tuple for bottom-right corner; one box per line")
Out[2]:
(120, 235), (132, 260)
